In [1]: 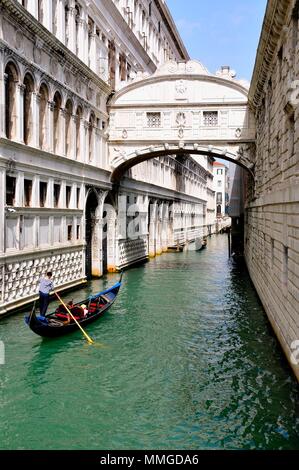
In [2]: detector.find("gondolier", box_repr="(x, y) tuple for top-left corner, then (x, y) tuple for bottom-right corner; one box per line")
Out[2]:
(25, 272), (123, 339)
(38, 271), (54, 317)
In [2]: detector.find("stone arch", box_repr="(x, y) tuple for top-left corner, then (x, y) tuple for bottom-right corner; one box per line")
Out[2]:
(111, 144), (255, 183)
(65, 98), (73, 157)
(4, 61), (19, 140)
(53, 90), (62, 154)
(39, 82), (49, 149)
(23, 72), (35, 145)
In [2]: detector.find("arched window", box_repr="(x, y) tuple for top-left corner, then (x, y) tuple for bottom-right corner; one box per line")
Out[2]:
(53, 91), (62, 154)
(4, 62), (19, 140)
(65, 99), (73, 157)
(75, 3), (81, 55)
(88, 112), (95, 162)
(23, 73), (34, 145)
(75, 106), (82, 160)
(39, 83), (49, 149)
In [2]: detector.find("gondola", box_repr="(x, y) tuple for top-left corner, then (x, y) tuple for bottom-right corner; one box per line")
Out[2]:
(25, 273), (123, 339)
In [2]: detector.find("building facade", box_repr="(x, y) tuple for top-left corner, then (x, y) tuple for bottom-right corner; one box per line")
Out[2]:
(0, 0), (212, 315)
(246, 0), (299, 380)
(213, 161), (228, 217)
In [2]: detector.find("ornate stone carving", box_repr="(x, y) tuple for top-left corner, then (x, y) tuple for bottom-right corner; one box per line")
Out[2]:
(175, 79), (187, 100)
(15, 30), (23, 51)
(86, 86), (93, 101)
(237, 143), (256, 170)
(176, 112), (186, 127)
(50, 58), (58, 75)
(75, 78), (81, 93)
(3, 251), (83, 304)
(122, 129), (128, 139)
(235, 128), (242, 138)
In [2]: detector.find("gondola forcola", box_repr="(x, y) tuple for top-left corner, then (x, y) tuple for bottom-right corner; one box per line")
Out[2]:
(25, 273), (123, 339)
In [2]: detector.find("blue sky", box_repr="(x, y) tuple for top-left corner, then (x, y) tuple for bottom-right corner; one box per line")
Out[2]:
(167, 0), (267, 81)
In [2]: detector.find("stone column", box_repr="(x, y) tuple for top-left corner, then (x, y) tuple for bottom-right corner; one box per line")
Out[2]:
(47, 177), (54, 208)
(32, 174), (40, 208)
(59, 107), (66, 156)
(93, 127), (101, 166)
(156, 204), (163, 255)
(0, 168), (5, 253)
(77, 116), (85, 162)
(56, 0), (66, 43)
(71, 114), (77, 160)
(32, 91), (40, 148)
(89, 32), (97, 72)
(0, 47), (5, 137)
(162, 204), (169, 252)
(27, 0), (38, 19)
(83, 120), (89, 163)
(67, 3), (76, 53)
(107, 213), (117, 272)
(16, 83), (25, 143)
(47, 100), (54, 153)
(43, 0), (53, 32)
(148, 201), (157, 257)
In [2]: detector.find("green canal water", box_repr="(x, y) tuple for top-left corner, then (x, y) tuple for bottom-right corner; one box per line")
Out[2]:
(0, 234), (299, 450)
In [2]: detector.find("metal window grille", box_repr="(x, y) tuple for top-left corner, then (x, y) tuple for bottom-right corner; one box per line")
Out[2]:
(147, 112), (161, 127)
(203, 111), (218, 126)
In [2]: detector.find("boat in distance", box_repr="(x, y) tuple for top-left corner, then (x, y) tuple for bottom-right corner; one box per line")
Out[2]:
(25, 274), (123, 338)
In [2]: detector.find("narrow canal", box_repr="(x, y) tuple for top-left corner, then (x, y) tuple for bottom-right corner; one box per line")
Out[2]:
(1, 234), (299, 450)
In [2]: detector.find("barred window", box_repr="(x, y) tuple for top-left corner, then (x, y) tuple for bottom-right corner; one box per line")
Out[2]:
(147, 112), (161, 128)
(203, 111), (218, 126)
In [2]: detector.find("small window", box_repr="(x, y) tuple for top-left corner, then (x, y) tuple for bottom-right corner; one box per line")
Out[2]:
(67, 224), (73, 241)
(54, 184), (61, 208)
(147, 112), (161, 128)
(216, 192), (222, 203)
(6, 175), (17, 206)
(203, 111), (218, 127)
(218, 180), (222, 187)
(6, 175), (16, 206)
(66, 185), (71, 208)
(40, 182), (47, 208)
(76, 225), (80, 239)
(76, 187), (80, 208)
(24, 179), (32, 207)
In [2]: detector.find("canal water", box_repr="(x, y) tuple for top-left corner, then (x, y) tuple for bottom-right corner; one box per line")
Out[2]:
(1, 234), (299, 450)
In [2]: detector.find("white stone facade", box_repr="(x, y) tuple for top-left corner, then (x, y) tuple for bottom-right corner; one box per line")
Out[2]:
(0, 0), (211, 315)
(247, 0), (299, 380)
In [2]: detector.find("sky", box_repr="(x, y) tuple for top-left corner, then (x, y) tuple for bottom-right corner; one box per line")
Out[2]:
(166, 0), (267, 82)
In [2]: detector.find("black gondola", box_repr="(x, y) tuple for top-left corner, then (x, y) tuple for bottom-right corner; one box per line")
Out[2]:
(25, 274), (123, 339)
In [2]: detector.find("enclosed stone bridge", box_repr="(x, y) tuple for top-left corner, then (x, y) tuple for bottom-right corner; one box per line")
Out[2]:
(108, 60), (256, 182)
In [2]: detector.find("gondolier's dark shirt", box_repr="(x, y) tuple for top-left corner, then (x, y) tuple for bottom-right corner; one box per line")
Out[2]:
(39, 278), (54, 294)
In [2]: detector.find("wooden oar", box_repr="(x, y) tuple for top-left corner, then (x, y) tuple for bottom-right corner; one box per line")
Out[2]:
(54, 291), (94, 344)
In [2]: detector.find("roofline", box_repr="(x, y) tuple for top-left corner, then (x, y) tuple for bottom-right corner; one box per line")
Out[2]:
(248, 0), (291, 108)
(154, 0), (190, 61)
(109, 73), (249, 107)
